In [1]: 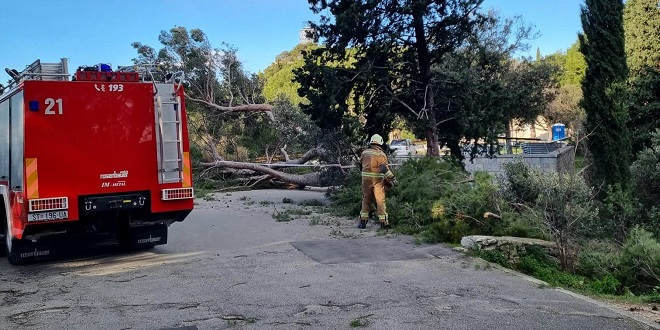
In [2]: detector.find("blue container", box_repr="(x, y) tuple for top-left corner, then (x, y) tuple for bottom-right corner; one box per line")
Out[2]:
(552, 123), (566, 141)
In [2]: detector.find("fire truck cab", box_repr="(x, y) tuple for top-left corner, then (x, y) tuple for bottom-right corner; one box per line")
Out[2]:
(0, 59), (194, 264)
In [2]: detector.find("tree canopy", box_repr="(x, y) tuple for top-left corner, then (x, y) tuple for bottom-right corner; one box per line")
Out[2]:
(296, 0), (488, 156)
(260, 43), (317, 105)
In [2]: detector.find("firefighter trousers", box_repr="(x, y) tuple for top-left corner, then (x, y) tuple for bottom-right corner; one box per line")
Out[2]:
(360, 178), (388, 225)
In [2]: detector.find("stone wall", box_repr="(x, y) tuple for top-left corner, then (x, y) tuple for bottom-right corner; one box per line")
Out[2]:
(462, 146), (575, 177)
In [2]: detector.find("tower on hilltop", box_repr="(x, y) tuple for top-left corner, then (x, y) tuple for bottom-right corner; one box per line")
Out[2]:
(299, 22), (318, 44)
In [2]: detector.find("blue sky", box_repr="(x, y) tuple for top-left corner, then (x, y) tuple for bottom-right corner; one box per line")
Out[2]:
(0, 0), (583, 83)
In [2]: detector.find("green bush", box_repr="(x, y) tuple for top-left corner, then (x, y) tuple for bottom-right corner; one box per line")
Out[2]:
(474, 249), (511, 268)
(589, 275), (620, 295)
(631, 129), (660, 236)
(576, 240), (621, 279)
(495, 209), (548, 240)
(617, 227), (660, 293)
(516, 246), (588, 290)
(501, 161), (541, 204)
(599, 184), (641, 240)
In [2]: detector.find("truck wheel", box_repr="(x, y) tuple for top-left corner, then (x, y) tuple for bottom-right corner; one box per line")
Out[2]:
(4, 216), (23, 264)
(0, 202), (6, 256)
(6, 238), (23, 265)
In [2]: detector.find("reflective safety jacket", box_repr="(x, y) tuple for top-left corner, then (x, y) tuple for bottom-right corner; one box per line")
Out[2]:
(360, 145), (394, 181)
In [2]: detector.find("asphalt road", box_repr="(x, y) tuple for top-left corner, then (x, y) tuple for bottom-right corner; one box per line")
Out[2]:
(0, 189), (656, 330)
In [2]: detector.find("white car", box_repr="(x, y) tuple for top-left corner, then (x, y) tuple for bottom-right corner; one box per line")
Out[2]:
(389, 139), (418, 157)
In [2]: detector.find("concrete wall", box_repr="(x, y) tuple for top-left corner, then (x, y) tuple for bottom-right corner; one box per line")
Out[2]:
(463, 146), (575, 177)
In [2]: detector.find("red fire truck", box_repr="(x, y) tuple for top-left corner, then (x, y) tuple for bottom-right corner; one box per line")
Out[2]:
(0, 59), (194, 264)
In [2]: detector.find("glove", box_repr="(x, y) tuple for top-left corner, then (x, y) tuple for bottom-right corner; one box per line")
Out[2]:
(390, 177), (399, 187)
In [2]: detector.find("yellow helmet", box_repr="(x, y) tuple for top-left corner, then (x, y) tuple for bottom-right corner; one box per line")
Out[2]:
(369, 134), (384, 145)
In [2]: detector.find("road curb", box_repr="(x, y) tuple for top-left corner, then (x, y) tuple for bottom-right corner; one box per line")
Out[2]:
(492, 264), (660, 330)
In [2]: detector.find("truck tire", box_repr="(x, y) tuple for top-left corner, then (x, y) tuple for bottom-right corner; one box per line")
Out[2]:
(0, 202), (6, 256)
(4, 214), (24, 264)
(6, 237), (24, 265)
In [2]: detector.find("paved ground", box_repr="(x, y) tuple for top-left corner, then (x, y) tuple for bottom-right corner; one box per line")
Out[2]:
(0, 189), (657, 330)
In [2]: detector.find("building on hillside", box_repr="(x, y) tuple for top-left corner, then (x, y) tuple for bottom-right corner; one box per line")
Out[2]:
(299, 23), (318, 45)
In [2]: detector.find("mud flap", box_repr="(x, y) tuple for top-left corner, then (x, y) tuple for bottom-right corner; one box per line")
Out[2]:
(6, 238), (57, 265)
(118, 224), (168, 250)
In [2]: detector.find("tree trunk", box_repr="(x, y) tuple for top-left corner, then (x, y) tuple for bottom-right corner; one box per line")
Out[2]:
(426, 101), (439, 157)
(505, 120), (513, 154)
(411, 0), (439, 157)
(200, 160), (322, 187)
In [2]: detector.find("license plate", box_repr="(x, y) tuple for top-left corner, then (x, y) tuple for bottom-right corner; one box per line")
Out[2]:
(28, 210), (68, 222)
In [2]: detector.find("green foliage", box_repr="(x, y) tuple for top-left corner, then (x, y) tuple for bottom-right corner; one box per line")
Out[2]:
(350, 318), (368, 327)
(327, 169), (363, 217)
(298, 0), (489, 155)
(624, 0), (660, 78)
(577, 240), (621, 279)
(515, 246), (588, 290)
(624, 0), (660, 155)
(589, 274), (621, 295)
(261, 43), (317, 105)
(630, 129), (660, 235)
(629, 69), (660, 155)
(579, 0), (632, 189)
(563, 42), (587, 86)
(434, 15), (557, 160)
(472, 249), (511, 268)
(330, 157), (544, 243)
(501, 161), (541, 205)
(575, 229), (660, 295)
(500, 161), (600, 271)
(617, 227), (660, 293)
(309, 216), (321, 226)
(495, 210), (547, 240)
(600, 184), (641, 241)
(273, 212), (293, 222)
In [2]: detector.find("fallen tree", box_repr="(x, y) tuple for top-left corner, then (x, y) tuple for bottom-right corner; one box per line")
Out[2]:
(133, 27), (351, 189)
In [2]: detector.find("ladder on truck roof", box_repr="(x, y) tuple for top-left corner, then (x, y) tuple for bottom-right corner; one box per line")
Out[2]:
(5, 59), (69, 84)
(155, 83), (185, 184)
(2, 59), (69, 96)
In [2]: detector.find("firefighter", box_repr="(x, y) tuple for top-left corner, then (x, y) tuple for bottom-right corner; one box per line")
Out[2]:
(359, 134), (398, 229)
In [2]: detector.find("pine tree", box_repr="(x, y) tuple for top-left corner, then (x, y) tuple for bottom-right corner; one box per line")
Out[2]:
(579, 0), (631, 188)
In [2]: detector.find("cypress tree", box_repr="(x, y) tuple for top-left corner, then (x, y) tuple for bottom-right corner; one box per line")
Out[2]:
(579, 0), (631, 188)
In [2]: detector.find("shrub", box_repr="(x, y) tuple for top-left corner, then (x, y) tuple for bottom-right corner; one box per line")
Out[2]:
(495, 208), (548, 240)
(472, 249), (511, 268)
(501, 161), (541, 204)
(500, 161), (599, 271)
(576, 240), (621, 279)
(599, 184), (641, 241)
(617, 227), (660, 293)
(630, 129), (660, 236)
(589, 274), (620, 295)
(516, 246), (588, 290)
